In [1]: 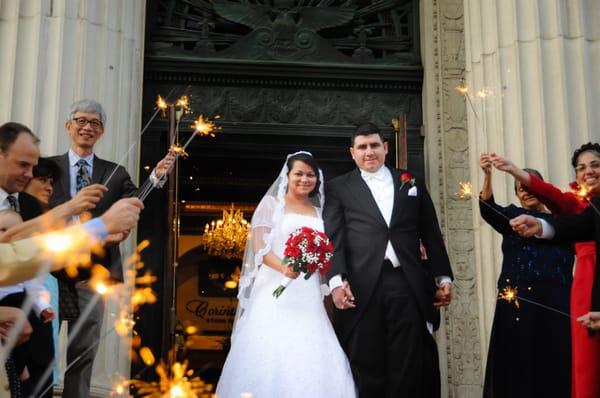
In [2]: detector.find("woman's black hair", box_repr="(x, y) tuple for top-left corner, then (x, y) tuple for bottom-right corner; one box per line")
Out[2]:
(515, 168), (543, 194)
(571, 142), (600, 169)
(32, 157), (60, 180)
(286, 153), (321, 197)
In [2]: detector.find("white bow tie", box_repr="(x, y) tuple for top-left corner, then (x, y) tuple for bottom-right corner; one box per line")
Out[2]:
(361, 172), (384, 182)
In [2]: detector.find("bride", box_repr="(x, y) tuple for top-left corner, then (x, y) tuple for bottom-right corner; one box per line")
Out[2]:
(216, 152), (356, 398)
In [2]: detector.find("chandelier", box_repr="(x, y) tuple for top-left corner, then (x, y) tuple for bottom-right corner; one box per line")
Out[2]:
(200, 206), (250, 259)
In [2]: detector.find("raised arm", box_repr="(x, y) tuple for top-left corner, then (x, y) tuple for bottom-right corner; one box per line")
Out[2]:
(479, 153), (511, 234)
(490, 153), (581, 214)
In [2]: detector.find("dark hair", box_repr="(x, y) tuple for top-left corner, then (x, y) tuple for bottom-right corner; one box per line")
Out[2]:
(515, 168), (544, 194)
(571, 142), (600, 169)
(286, 153), (321, 197)
(351, 122), (385, 146)
(0, 122), (39, 154)
(32, 157), (60, 180)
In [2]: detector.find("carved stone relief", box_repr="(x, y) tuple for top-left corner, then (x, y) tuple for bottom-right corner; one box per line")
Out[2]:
(183, 86), (421, 127)
(425, 0), (483, 396)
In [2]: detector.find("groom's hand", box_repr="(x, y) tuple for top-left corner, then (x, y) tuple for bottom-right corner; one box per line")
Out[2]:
(434, 283), (452, 308)
(332, 281), (356, 310)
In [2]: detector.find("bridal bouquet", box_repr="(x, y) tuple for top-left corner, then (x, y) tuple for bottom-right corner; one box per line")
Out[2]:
(272, 226), (334, 298)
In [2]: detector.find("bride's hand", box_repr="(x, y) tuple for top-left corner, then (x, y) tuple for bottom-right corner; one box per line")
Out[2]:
(282, 264), (300, 279)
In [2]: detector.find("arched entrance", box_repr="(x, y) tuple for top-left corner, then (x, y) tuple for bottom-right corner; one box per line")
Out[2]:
(138, 0), (425, 385)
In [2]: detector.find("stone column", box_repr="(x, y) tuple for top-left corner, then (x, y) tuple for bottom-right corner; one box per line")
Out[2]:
(0, 1), (146, 396)
(421, 0), (484, 396)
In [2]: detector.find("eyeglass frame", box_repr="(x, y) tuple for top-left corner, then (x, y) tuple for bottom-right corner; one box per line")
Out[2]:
(71, 117), (104, 129)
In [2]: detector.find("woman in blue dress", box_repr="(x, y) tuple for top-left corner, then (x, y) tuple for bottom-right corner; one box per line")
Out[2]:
(479, 153), (573, 398)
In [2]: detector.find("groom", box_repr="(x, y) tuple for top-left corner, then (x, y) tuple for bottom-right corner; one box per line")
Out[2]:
(324, 122), (453, 397)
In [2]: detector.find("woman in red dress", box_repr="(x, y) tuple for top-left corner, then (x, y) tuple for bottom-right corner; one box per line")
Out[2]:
(491, 143), (600, 398)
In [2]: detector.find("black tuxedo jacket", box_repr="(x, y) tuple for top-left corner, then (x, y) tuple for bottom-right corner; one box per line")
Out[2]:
(551, 197), (600, 311)
(18, 191), (43, 221)
(323, 167), (453, 340)
(48, 153), (138, 281)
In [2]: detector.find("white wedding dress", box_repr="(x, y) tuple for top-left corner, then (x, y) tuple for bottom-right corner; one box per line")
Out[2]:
(216, 212), (356, 398)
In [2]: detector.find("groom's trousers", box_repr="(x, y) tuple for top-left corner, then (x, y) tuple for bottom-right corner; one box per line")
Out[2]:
(344, 260), (440, 398)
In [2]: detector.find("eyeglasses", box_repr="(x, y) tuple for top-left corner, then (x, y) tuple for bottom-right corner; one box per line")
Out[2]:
(72, 117), (103, 129)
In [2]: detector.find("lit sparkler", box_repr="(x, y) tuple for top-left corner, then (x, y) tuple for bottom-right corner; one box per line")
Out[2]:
(456, 181), (511, 220)
(571, 181), (600, 216)
(169, 144), (189, 158)
(137, 114), (220, 202)
(157, 94), (169, 116)
(129, 360), (215, 398)
(455, 83), (480, 121)
(498, 285), (573, 319)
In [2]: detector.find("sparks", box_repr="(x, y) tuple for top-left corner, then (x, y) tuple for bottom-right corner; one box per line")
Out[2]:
(169, 144), (189, 158)
(455, 85), (469, 95)
(128, 361), (215, 397)
(477, 87), (493, 98)
(499, 286), (520, 308)
(176, 96), (191, 113)
(156, 94), (169, 116)
(457, 181), (474, 199)
(191, 115), (219, 138)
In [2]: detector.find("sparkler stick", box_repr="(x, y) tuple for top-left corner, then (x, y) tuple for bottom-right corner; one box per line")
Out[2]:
(34, 326), (117, 398)
(30, 293), (102, 398)
(456, 85), (480, 121)
(498, 286), (574, 320)
(137, 115), (220, 202)
(102, 142), (136, 186)
(456, 181), (511, 221)
(140, 88), (175, 136)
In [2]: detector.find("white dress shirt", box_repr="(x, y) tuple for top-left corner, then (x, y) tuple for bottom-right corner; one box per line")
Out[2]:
(68, 149), (95, 198)
(0, 188), (19, 212)
(0, 188), (51, 316)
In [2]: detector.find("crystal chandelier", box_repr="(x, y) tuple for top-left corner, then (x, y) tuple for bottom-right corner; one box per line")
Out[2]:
(200, 206), (250, 259)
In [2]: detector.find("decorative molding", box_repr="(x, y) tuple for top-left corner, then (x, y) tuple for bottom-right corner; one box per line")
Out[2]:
(148, 0), (421, 66)
(144, 59), (423, 92)
(422, 0), (483, 396)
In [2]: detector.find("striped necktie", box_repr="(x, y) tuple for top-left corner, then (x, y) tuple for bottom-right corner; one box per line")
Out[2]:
(76, 159), (91, 192)
(6, 194), (19, 213)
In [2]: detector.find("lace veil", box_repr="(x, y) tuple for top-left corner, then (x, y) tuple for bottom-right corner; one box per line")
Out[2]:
(231, 151), (325, 340)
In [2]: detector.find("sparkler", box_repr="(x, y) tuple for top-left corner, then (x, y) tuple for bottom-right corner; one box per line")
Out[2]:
(498, 285), (574, 320)
(137, 114), (220, 202)
(0, 228), (102, 364)
(455, 83), (480, 121)
(128, 360), (215, 398)
(456, 181), (511, 220)
(571, 182), (600, 216)
(33, 240), (158, 398)
(141, 88), (176, 135)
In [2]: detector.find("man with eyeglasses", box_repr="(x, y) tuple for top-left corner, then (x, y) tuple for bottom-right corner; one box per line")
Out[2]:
(48, 99), (175, 398)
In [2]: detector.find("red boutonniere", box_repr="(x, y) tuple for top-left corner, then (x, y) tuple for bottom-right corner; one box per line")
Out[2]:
(570, 181), (591, 201)
(400, 172), (416, 190)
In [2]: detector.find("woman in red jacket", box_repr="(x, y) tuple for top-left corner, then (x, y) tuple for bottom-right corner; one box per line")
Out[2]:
(491, 143), (600, 398)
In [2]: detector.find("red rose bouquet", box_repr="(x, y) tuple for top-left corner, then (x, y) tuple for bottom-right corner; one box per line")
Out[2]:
(272, 226), (334, 298)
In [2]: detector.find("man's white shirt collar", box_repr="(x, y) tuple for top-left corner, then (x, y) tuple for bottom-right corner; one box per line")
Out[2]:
(68, 149), (95, 168)
(360, 166), (390, 182)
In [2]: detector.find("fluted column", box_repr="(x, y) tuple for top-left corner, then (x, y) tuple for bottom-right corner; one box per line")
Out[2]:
(458, 0), (600, 395)
(0, 1), (146, 396)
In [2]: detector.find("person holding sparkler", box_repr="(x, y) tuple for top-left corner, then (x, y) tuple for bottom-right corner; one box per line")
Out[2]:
(47, 99), (175, 398)
(491, 144), (600, 398)
(478, 153), (573, 397)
